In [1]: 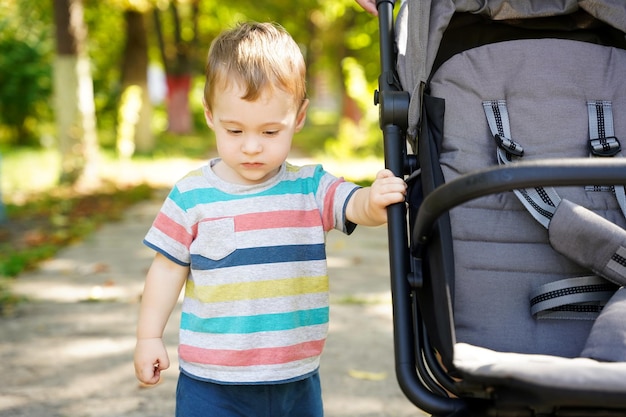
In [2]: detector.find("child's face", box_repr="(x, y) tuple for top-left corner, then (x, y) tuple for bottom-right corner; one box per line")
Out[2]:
(205, 83), (308, 185)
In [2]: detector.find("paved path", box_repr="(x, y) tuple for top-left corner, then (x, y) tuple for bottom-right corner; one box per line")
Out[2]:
(0, 193), (426, 417)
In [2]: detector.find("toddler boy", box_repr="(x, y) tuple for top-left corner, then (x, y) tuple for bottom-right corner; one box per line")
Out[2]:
(134, 21), (406, 417)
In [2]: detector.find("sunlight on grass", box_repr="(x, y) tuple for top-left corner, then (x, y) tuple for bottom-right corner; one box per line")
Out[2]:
(6, 152), (383, 195)
(1, 118), (386, 204)
(1, 145), (383, 201)
(1, 148), (61, 197)
(97, 154), (207, 189)
(298, 155), (384, 186)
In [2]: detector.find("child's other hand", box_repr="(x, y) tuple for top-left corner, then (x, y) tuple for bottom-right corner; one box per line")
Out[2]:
(134, 337), (170, 385)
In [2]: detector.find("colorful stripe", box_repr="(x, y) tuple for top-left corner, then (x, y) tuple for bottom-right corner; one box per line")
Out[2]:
(190, 244), (326, 270)
(180, 307), (329, 334)
(185, 276), (328, 303)
(233, 209), (321, 231)
(153, 212), (193, 246)
(169, 177), (321, 210)
(322, 179), (342, 231)
(179, 339), (325, 367)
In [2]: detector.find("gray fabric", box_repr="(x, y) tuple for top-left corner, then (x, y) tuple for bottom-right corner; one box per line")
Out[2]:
(399, 0), (626, 140)
(454, 342), (626, 392)
(581, 287), (626, 362)
(550, 199), (626, 286)
(428, 38), (626, 357)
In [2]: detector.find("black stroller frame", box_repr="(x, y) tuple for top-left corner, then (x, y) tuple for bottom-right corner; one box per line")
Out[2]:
(374, 1), (626, 416)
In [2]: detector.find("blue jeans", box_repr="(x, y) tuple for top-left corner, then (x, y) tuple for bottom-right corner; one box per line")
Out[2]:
(175, 371), (323, 417)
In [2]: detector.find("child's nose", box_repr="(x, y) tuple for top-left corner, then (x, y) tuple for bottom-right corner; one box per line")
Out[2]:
(241, 135), (262, 154)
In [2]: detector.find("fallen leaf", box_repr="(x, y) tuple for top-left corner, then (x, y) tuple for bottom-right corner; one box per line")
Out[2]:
(348, 369), (387, 381)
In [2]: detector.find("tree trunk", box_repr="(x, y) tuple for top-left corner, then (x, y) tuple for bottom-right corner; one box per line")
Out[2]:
(117, 10), (152, 157)
(165, 74), (192, 134)
(52, 0), (99, 187)
(152, 1), (196, 135)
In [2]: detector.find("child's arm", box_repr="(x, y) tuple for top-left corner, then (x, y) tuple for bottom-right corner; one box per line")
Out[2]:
(134, 252), (188, 385)
(346, 169), (406, 226)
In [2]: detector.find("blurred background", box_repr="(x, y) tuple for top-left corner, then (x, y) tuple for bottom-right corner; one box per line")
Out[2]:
(0, 0), (389, 304)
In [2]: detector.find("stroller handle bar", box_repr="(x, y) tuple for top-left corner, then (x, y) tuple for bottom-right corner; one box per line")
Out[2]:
(413, 158), (626, 255)
(376, 0), (466, 415)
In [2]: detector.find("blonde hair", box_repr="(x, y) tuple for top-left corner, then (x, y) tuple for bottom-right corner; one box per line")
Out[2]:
(204, 22), (306, 110)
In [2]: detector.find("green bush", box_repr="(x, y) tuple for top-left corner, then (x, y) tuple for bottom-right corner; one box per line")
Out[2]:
(0, 24), (52, 146)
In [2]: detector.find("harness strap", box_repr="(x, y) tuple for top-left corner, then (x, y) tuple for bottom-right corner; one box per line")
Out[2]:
(483, 100), (561, 229)
(530, 276), (617, 320)
(586, 100), (626, 219)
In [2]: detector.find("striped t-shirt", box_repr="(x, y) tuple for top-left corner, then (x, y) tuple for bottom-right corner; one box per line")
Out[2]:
(143, 159), (360, 384)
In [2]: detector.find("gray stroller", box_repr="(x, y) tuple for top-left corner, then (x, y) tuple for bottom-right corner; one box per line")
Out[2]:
(375, 0), (626, 415)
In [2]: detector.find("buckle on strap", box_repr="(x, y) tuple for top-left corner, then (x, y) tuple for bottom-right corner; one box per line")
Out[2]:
(589, 136), (621, 157)
(494, 134), (524, 157)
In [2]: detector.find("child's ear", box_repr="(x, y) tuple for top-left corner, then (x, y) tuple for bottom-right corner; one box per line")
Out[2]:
(203, 99), (215, 129)
(204, 107), (215, 129)
(294, 99), (309, 132)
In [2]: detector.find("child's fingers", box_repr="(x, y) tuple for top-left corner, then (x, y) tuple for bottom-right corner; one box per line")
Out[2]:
(377, 169), (407, 187)
(376, 168), (395, 179)
(158, 356), (170, 371)
(376, 171), (407, 195)
(139, 357), (169, 385)
(136, 362), (160, 385)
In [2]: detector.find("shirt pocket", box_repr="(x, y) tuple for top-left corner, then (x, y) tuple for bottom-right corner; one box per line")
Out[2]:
(191, 218), (237, 261)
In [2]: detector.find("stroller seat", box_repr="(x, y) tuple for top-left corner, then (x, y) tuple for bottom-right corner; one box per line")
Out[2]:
(454, 342), (626, 398)
(375, 1), (626, 416)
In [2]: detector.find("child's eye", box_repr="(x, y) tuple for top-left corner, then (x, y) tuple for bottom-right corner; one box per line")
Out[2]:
(227, 129), (242, 135)
(263, 130), (279, 137)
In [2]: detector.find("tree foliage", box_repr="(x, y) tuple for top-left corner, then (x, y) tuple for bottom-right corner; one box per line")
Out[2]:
(0, 0), (53, 145)
(1, 0), (384, 156)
